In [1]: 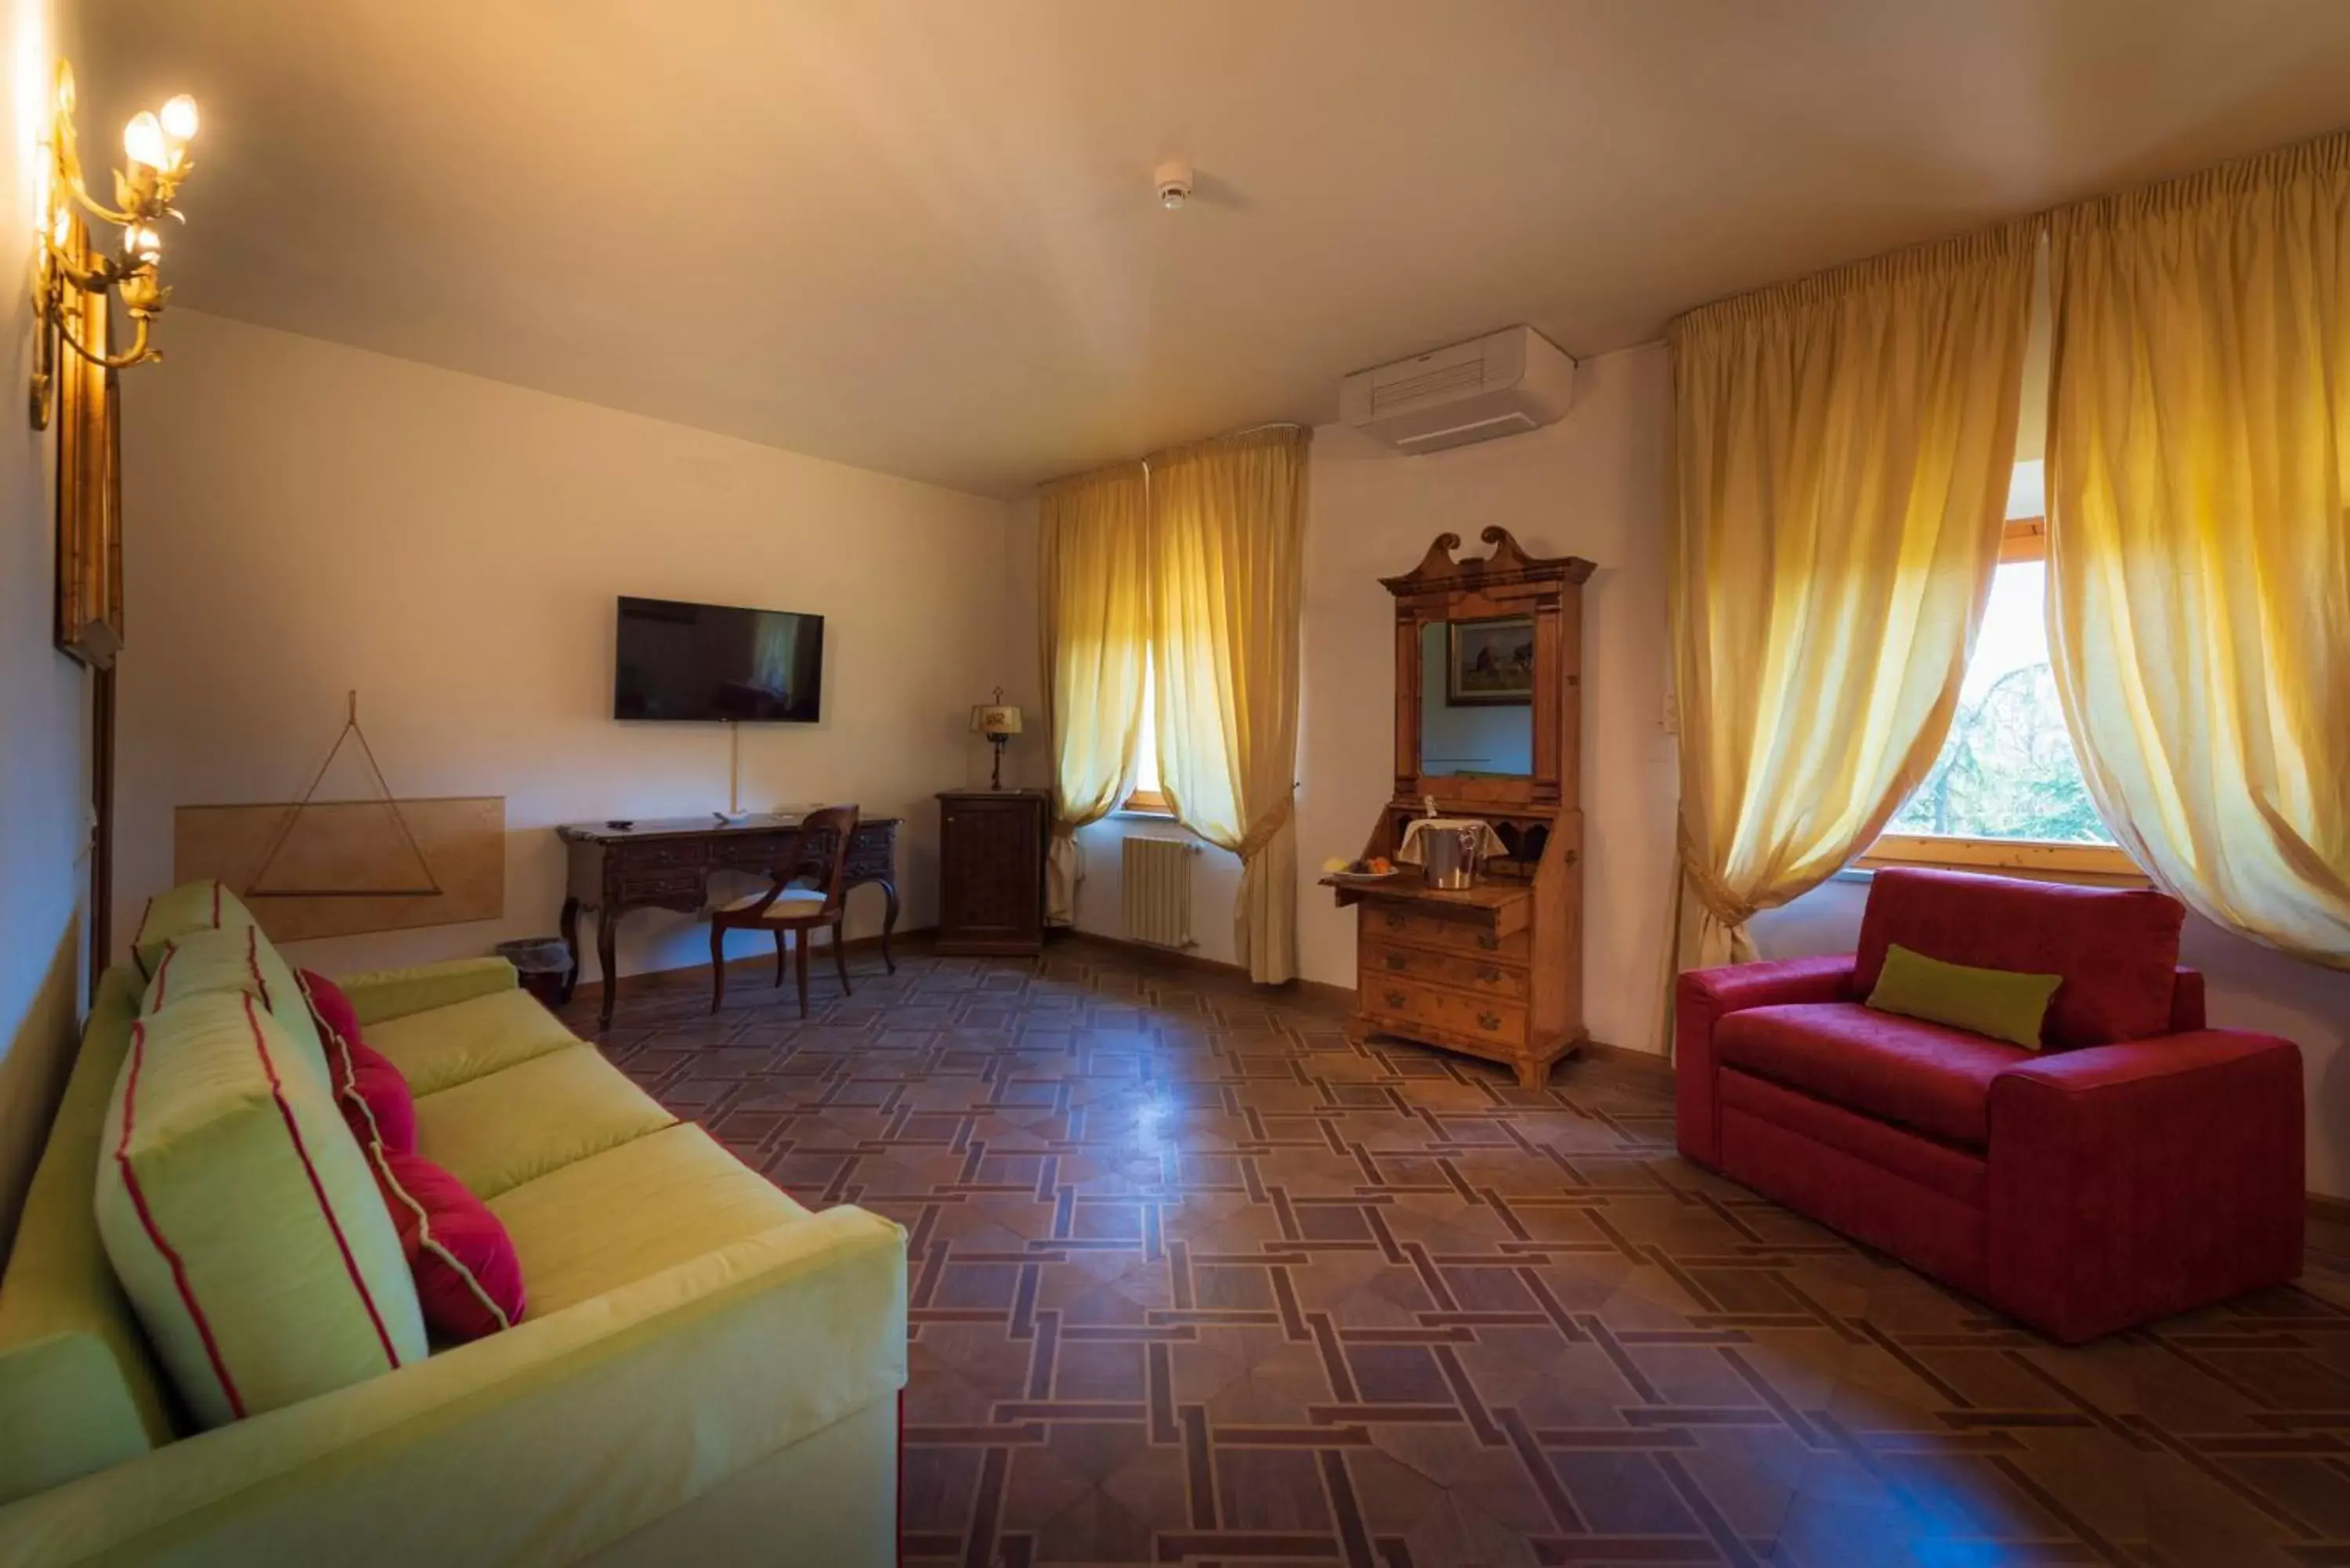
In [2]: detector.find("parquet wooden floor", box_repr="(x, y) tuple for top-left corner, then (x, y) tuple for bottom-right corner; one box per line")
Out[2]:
(565, 940), (2350, 1568)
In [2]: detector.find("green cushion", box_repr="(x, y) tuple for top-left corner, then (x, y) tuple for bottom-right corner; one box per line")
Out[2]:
(131, 880), (260, 980)
(0, 969), (175, 1505)
(95, 992), (428, 1429)
(1865, 941), (2063, 1050)
(412, 1046), (675, 1200)
(367, 986), (576, 1097)
(139, 923), (329, 1093)
(488, 1124), (808, 1317)
(342, 957), (519, 1028)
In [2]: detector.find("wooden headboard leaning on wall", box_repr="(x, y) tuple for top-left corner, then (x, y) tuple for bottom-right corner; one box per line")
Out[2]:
(171, 693), (506, 943)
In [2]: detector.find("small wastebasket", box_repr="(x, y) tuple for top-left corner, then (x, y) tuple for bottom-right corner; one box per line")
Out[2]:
(495, 937), (573, 1010)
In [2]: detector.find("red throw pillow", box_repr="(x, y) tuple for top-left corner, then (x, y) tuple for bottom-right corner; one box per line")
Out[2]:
(298, 967), (363, 1050)
(301, 970), (418, 1154)
(371, 1150), (526, 1342)
(338, 1038), (418, 1155)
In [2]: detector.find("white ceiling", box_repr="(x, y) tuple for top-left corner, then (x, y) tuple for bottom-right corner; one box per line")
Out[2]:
(80, 1), (2350, 497)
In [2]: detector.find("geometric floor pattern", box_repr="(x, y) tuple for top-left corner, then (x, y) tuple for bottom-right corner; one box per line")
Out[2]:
(566, 941), (2350, 1568)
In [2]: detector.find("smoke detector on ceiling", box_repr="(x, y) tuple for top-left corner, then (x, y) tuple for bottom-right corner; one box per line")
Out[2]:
(1154, 161), (1194, 211)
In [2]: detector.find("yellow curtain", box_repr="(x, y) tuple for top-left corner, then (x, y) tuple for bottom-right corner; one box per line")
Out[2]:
(1668, 222), (2037, 981)
(2045, 137), (2350, 966)
(1036, 462), (1150, 925)
(1145, 428), (1309, 983)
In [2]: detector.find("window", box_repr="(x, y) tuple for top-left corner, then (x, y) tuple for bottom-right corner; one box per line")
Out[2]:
(1866, 500), (2140, 882)
(1122, 665), (1171, 815)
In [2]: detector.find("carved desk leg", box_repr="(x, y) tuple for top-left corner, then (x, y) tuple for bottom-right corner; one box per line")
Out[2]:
(875, 877), (899, 973)
(596, 901), (623, 1031)
(558, 897), (583, 1005)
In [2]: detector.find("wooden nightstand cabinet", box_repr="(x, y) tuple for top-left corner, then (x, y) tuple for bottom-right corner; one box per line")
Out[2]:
(935, 789), (1050, 956)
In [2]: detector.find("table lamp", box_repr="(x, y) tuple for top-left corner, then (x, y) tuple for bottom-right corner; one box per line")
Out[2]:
(970, 687), (1023, 791)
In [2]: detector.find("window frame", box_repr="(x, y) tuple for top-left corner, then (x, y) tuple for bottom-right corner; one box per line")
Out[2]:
(1860, 516), (2144, 885)
(1118, 659), (1174, 817)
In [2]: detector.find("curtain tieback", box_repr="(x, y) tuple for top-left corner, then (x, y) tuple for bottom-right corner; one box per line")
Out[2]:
(1234, 792), (1296, 863)
(1676, 820), (1757, 931)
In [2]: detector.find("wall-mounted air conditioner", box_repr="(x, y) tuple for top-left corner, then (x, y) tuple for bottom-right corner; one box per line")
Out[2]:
(1340, 326), (1575, 454)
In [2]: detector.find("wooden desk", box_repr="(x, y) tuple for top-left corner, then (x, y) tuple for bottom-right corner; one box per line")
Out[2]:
(555, 811), (899, 1028)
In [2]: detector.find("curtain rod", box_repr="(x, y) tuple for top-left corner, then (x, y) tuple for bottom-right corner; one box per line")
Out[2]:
(1669, 122), (2350, 336)
(1035, 421), (1308, 496)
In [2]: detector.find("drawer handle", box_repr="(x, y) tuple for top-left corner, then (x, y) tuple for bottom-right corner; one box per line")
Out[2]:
(1383, 989), (1407, 1010)
(1384, 953), (1407, 972)
(1477, 934), (1499, 952)
(1477, 965), (1502, 983)
(1384, 913), (1405, 930)
(1477, 1011), (1502, 1031)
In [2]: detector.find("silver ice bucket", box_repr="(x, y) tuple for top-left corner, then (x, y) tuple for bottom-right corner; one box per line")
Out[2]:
(1421, 824), (1483, 891)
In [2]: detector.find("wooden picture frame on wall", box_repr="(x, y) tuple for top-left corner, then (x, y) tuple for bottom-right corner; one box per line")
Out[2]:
(52, 215), (124, 670)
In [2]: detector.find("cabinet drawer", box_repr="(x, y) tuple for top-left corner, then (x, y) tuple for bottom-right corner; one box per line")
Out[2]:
(610, 839), (707, 872)
(1358, 976), (1529, 1051)
(1359, 941), (1531, 1002)
(616, 870), (705, 905)
(1359, 906), (1529, 964)
(711, 833), (794, 872)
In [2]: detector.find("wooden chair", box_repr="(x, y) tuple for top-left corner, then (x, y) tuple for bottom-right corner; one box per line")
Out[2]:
(708, 804), (860, 1016)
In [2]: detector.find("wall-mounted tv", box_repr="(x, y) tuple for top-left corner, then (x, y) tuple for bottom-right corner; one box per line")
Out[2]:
(613, 596), (825, 723)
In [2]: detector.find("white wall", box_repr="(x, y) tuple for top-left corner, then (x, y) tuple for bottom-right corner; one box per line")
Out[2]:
(1061, 345), (1678, 1050)
(114, 312), (1026, 985)
(0, 0), (87, 1255)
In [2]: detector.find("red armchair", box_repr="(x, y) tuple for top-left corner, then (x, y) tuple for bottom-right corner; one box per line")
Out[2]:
(1675, 867), (2303, 1342)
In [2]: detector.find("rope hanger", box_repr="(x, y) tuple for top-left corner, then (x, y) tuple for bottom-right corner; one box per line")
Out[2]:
(244, 690), (442, 899)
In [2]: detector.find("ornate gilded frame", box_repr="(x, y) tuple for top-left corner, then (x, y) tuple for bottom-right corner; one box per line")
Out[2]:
(51, 214), (123, 669)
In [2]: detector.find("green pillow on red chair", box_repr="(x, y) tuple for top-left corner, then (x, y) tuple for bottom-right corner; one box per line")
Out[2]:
(1864, 941), (2063, 1050)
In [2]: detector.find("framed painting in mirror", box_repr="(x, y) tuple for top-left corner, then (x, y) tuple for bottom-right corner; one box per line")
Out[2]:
(1445, 615), (1533, 706)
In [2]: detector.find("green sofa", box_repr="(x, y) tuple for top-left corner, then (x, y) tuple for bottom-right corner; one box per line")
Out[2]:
(0, 955), (906, 1566)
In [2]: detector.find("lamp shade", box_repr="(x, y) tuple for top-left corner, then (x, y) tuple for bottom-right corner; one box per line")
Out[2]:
(971, 703), (1023, 738)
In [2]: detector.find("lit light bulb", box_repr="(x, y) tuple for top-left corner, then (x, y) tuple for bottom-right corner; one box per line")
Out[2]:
(123, 111), (164, 169)
(159, 95), (198, 141)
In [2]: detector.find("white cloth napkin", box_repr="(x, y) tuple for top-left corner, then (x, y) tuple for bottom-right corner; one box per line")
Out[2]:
(1396, 817), (1506, 865)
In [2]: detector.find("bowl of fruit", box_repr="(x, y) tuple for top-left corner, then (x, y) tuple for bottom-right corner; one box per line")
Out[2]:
(1322, 854), (1400, 883)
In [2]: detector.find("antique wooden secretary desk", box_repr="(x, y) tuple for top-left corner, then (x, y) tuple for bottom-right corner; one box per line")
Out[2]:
(1325, 526), (1593, 1087)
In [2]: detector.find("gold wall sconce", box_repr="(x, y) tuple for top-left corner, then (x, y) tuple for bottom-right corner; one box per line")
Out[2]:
(30, 61), (199, 428)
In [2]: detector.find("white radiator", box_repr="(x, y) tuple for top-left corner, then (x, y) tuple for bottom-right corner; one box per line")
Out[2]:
(1121, 837), (1200, 949)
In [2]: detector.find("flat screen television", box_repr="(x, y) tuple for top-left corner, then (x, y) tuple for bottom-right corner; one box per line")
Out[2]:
(613, 596), (825, 723)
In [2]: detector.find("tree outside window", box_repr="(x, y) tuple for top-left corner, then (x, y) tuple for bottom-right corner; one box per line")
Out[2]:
(1884, 557), (2113, 847)
(1867, 476), (2138, 882)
